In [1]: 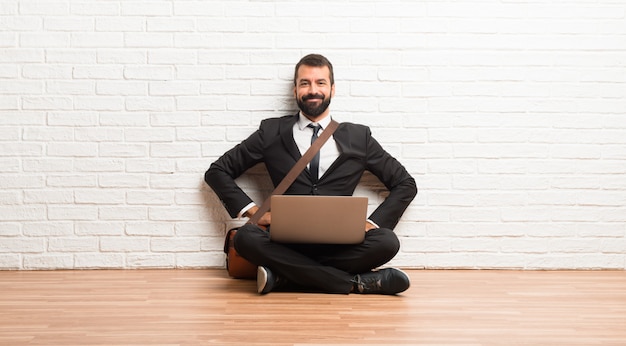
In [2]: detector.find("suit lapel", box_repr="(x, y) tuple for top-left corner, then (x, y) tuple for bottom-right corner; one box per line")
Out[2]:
(280, 114), (302, 162)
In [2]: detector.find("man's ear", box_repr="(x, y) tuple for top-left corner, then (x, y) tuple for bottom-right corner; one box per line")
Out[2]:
(331, 84), (335, 98)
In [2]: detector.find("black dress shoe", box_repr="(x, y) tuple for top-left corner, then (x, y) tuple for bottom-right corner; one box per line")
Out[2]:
(352, 268), (410, 295)
(257, 266), (285, 294)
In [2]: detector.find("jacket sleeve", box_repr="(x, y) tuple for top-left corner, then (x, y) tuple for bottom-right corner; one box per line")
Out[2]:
(364, 128), (417, 229)
(204, 123), (266, 219)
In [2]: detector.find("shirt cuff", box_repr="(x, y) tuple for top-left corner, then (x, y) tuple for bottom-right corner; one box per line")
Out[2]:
(238, 202), (257, 219)
(366, 219), (380, 229)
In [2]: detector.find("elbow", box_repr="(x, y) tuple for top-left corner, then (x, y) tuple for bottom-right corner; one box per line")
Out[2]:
(405, 177), (418, 201)
(204, 164), (219, 188)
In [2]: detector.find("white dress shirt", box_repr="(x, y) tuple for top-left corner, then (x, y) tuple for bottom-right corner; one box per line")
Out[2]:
(292, 112), (340, 180)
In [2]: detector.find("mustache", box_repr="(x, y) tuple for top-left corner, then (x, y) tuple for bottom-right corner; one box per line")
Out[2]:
(302, 94), (324, 101)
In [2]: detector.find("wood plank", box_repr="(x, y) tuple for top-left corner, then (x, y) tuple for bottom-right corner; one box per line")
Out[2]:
(0, 269), (625, 345)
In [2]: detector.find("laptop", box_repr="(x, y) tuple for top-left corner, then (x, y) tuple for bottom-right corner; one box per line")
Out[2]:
(269, 195), (368, 244)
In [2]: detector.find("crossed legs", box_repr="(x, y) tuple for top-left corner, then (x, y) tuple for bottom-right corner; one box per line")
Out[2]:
(233, 224), (401, 294)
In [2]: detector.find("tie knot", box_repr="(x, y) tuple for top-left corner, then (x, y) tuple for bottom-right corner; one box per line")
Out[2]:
(307, 123), (322, 136)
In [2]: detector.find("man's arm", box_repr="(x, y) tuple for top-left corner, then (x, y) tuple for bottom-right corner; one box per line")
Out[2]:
(364, 130), (417, 230)
(204, 128), (265, 219)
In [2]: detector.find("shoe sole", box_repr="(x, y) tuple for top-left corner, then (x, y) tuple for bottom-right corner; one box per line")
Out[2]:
(257, 266), (268, 294)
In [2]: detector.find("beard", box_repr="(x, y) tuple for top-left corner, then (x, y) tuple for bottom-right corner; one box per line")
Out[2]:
(297, 93), (331, 118)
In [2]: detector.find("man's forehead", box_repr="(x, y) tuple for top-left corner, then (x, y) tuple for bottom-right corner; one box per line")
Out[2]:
(296, 65), (330, 81)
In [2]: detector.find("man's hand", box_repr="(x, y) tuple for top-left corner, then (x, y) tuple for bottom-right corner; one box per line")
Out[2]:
(365, 221), (378, 232)
(244, 206), (271, 227)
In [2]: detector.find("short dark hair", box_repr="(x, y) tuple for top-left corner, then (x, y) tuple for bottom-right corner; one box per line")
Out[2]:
(293, 54), (334, 86)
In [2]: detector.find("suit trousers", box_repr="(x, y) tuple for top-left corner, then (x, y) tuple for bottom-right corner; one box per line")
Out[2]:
(233, 224), (401, 294)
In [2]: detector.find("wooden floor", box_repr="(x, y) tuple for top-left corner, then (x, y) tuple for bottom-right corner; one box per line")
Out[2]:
(1, 269), (625, 345)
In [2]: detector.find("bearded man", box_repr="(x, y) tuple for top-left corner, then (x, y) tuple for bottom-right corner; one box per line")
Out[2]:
(205, 54), (417, 295)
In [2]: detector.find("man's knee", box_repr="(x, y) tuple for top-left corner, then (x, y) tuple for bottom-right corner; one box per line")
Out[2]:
(369, 228), (400, 256)
(233, 224), (265, 254)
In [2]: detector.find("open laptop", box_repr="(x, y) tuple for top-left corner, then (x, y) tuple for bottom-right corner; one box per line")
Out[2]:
(269, 195), (368, 244)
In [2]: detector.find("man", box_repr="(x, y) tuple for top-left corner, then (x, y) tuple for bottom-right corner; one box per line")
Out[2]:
(205, 54), (417, 295)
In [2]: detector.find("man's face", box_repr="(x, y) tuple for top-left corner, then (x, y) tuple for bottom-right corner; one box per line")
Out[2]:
(294, 65), (335, 120)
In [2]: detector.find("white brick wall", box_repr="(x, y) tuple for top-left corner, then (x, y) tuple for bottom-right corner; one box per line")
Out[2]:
(1, 0), (625, 270)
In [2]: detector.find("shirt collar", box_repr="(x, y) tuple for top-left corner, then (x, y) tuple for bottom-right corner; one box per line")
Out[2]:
(297, 112), (332, 131)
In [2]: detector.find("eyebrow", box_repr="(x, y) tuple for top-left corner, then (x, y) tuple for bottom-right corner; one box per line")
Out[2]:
(298, 78), (328, 83)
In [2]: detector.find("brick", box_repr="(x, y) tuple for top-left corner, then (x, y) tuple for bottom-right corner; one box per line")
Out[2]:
(76, 222), (124, 236)
(149, 81), (198, 96)
(48, 206), (98, 220)
(127, 253), (175, 268)
(125, 159), (175, 173)
(22, 96), (73, 110)
(0, 222), (20, 235)
(20, 33), (69, 48)
(47, 142), (98, 157)
(47, 112), (98, 126)
(121, 1), (172, 16)
(73, 66), (124, 79)
(126, 97), (174, 112)
(48, 237), (98, 252)
(24, 190), (73, 204)
(0, 175), (44, 189)
(98, 174), (148, 188)
(23, 255), (73, 269)
(46, 174), (97, 188)
(124, 128), (174, 142)
(124, 66), (173, 80)
(151, 112), (199, 126)
(151, 238), (201, 252)
(99, 143), (147, 158)
(23, 222), (73, 236)
(99, 112), (150, 126)
(0, 237), (45, 252)
(71, 2), (119, 16)
(100, 237), (150, 252)
(147, 18), (195, 32)
(46, 80), (95, 95)
(0, 80), (43, 94)
(0, 254), (21, 269)
(125, 33), (173, 48)
(176, 252), (224, 268)
(74, 253), (124, 269)
(22, 127), (73, 141)
(127, 190), (175, 205)
(99, 206), (147, 220)
(149, 174), (201, 189)
(0, 158), (20, 172)
(149, 206), (201, 221)
(149, 48), (198, 65)
(71, 33), (124, 48)
(174, 2), (224, 16)
(75, 128), (124, 142)
(96, 17), (144, 32)
(98, 49), (146, 64)
(0, 65), (17, 78)
(177, 96), (225, 111)
(149, 143), (200, 158)
(126, 222), (174, 236)
(45, 17), (93, 31)
(75, 189), (125, 204)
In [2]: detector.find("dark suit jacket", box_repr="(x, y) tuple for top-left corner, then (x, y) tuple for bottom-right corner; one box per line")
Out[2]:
(205, 114), (417, 230)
